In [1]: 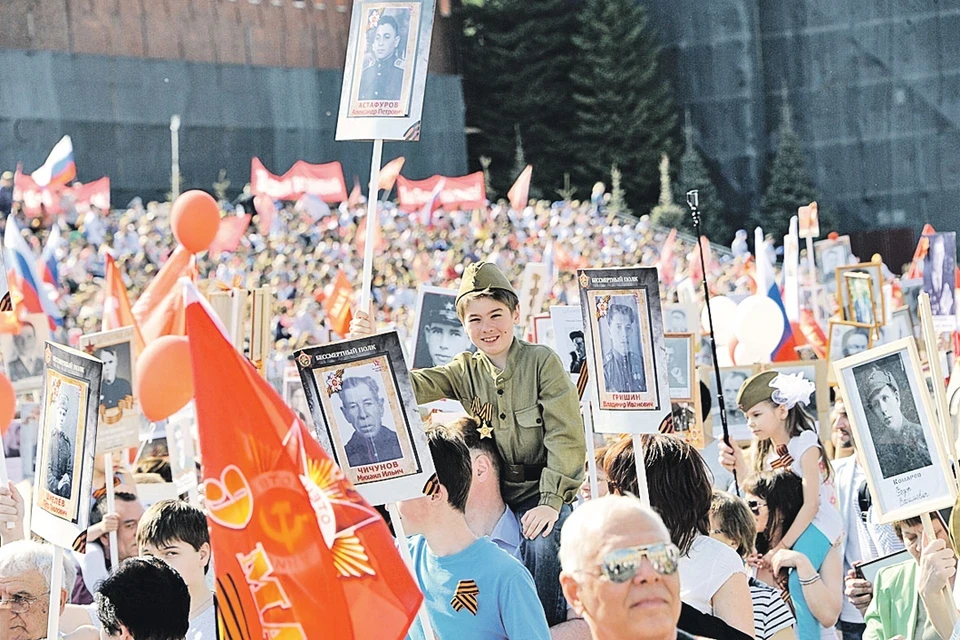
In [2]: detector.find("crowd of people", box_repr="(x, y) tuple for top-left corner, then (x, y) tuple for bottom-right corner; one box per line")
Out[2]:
(0, 186), (955, 640)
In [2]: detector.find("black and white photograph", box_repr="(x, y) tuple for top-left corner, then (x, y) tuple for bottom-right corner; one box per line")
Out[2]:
(844, 272), (878, 327)
(700, 365), (757, 442)
(578, 267), (671, 435)
(549, 305), (585, 380)
(78, 327), (140, 454)
(32, 342), (102, 549)
(835, 338), (956, 523)
(295, 331), (435, 505)
(814, 236), (852, 294)
(881, 307), (915, 345)
(827, 320), (872, 386)
(337, 0), (437, 141)
(662, 303), (699, 335)
(410, 286), (475, 369)
(0, 314), (50, 390)
(837, 263), (885, 326)
(283, 367), (312, 427)
(664, 333), (695, 402)
(900, 278), (923, 334)
(923, 231), (957, 331)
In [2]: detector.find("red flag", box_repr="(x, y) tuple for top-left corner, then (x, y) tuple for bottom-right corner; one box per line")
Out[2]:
(347, 177), (363, 209)
(253, 195), (277, 236)
(324, 270), (354, 338)
(103, 255), (145, 352)
(185, 300), (421, 640)
(209, 215), (251, 257)
(798, 308), (828, 359)
(357, 212), (386, 255)
(133, 247), (194, 344)
(507, 165), (532, 212)
(658, 228), (678, 286)
(378, 157), (406, 193)
(689, 236), (713, 284)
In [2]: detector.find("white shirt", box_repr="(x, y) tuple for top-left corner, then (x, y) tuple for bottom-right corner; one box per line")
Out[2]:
(678, 535), (746, 615)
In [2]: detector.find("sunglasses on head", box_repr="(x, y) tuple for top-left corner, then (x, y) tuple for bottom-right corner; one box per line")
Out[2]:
(599, 542), (681, 583)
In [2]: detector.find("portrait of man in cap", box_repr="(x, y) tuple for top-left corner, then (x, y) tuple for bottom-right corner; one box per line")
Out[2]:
(855, 359), (932, 479)
(569, 330), (586, 374)
(599, 296), (646, 393)
(413, 293), (474, 369)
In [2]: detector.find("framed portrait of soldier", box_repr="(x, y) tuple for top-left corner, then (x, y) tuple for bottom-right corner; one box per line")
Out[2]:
(662, 400), (705, 450)
(922, 232), (958, 332)
(336, 0), (438, 141)
(843, 272), (879, 328)
(549, 305), (585, 382)
(837, 263), (885, 326)
(664, 333), (695, 402)
(0, 314), (50, 391)
(409, 286), (475, 370)
(814, 236), (852, 294)
(834, 338), (957, 523)
(827, 320), (873, 385)
(880, 307), (915, 345)
(78, 327), (139, 454)
(31, 342), (102, 549)
(578, 267), (671, 434)
(662, 303), (700, 337)
(700, 365), (758, 442)
(295, 331), (435, 505)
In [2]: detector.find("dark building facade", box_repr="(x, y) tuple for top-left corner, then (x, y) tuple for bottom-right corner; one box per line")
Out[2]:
(0, 0), (467, 205)
(645, 1), (960, 235)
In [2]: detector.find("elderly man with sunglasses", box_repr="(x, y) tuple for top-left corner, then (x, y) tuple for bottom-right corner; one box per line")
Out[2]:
(559, 495), (693, 640)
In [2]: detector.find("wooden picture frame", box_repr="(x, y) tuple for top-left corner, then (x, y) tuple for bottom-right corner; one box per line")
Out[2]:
(837, 263), (885, 326)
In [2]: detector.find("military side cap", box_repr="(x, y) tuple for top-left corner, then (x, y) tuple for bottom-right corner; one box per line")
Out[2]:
(424, 299), (461, 326)
(860, 367), (898, 402)
(736, 371), (778, 412)
(456, 261), (516, 305)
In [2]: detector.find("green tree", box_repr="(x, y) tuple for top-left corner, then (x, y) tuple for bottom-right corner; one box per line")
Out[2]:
(570, 0), (677, 212)
(460, 0), (581, 194)
(674, 112), (729, 242)
(607, 164), (631, 217)
(649, 155), (685, 228)
(757, 97), (818, 241)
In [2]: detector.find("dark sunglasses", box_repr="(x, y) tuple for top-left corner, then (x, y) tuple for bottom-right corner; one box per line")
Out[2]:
(597, 542), (681, 583)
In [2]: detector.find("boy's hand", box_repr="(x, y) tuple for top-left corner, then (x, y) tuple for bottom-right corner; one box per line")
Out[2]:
(521, 505), (559, 540)
(348, 303), (376, 339)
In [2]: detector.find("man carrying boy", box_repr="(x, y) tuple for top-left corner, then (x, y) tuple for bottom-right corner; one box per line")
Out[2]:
(137, 500), (216, 639)
(399, 426), (550, 640)
(352, 261), (586, 625)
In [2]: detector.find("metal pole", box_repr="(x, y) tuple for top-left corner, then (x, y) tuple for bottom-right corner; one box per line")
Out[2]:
(686, 190), (739, 496)
(170, 115), (181, 199)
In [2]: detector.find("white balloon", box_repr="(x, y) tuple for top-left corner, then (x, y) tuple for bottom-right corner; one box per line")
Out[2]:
(734, 339), (767, 365)
(735, 295), (784, 356)
(701, 296), (738, 346)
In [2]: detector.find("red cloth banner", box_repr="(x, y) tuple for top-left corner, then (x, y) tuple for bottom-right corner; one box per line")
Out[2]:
(250, 158), (348, 204)
(14, 170), (110, 217)
(396, 172), (487, 212)
(209, 215), (252, 256)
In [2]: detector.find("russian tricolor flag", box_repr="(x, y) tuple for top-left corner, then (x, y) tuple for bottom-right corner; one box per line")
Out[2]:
(30, 136), (76, 188)
(39, 225), (61, 303)
(4, 219), (62, 328)
(755, 227), (797, 361)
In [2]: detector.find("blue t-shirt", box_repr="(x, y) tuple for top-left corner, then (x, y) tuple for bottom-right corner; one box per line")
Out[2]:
(406, 535), (550, 640)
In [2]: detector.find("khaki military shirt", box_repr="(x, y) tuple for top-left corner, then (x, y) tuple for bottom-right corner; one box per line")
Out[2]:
(411, 338), (586, 511)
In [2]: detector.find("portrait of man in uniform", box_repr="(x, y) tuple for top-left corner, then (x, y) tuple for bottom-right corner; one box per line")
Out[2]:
(599, 297), (646, 393)
(358, 14), (406, 102)
(569, 330), (586, 374)
(722, 369), (749, 429)
(2, 317), (49, 385)
(665, 307), (689, 334)
(45, 392), (76, 499)
(337, 375), (403, 468)
(855, 359), (932, 479)
(97, 345), (132, 410)
(923, 232), (956, 319)
(413, 296), (473, 369)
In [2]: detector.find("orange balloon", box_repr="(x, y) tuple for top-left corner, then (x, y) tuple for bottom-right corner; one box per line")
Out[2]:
(170, 190), (221, 253)
(0, 375), (15, 436)
(136, 336), (194, 422)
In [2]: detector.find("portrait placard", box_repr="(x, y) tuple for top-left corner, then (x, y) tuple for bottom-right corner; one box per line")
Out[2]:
(900, 278), (922, 335)
(550, 305), (585, 382)
(409, 286), (475, 370)
(664, 333), (695, 402)
(814, 236), (852, 294)
(760, 360), (829, 433)
(664, 399), (705, 450)
(837, 263), (885, 326)
(283, 366), (312, 426)
(31, 342), (102, 549)
(336, 0), (438, 141)
(0, 313), (50, 391)
(827, 320), (873, 385)
(798, 202), (820, 239)
(880, 307), (915, 345)
(578, 267), (671, 434)
(518, 262), (549, 332)
(531, 314), (554, 350)
(662, 303), (700, 337)
(78, 327), (139, 454)
(295, 332), (435, 505)
(922, 232), (958, 332)
(167, 403), (198, 496)
(843, 272), (879, 327)
(700, 365), (759, 442)
(834, 338), (957, 523)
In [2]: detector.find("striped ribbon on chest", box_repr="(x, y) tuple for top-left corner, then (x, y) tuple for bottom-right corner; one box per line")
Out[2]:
(450, 580), (480, 615)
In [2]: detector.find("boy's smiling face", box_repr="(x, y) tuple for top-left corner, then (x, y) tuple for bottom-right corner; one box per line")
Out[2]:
(462, 297), (519, 362)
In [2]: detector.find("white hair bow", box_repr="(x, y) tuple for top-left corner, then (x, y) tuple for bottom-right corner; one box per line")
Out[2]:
(769, 373), (815, 409)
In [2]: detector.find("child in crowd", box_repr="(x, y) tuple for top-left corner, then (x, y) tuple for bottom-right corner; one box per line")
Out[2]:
(399, 426), (550, 640)
(578, 445), (608, 503)
(352, 261), (586, 625)
(709, 489), (795, 640)
(719, 371), (843, 639)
